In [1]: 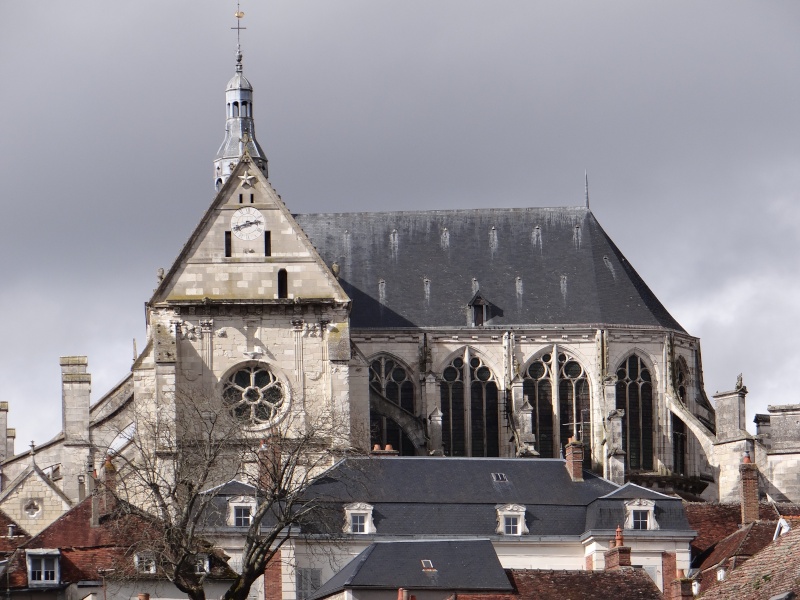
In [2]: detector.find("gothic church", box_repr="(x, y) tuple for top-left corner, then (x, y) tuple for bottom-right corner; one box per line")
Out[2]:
(0, 41), (794, 538)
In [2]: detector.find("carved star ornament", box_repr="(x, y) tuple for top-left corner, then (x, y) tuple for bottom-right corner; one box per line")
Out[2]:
(239, 169), (256, 187)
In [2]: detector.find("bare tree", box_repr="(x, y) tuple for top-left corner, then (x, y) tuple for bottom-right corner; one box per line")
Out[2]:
(105, 386), (358, 600)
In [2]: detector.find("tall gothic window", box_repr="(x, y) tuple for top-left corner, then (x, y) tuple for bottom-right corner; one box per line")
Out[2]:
(522, 357), (554, 458)
(675, 357), (689, 405)
(440, 350), (499, 457)
(369, 356), (415, 455)
(616, 355), (654, 471)
(672, 414), (687, 475)
(558, 353), (590, 465)
(523, 352), (589, 462)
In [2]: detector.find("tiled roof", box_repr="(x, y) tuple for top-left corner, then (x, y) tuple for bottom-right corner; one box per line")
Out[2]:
(699, 526), (800, 599)
(0, 510), (29, 554)
(684, 502), (799, 558)
(508, 568), (664, 599)
(7, 495), (236, 589)
(296, 208), (685, 331)
(696, 521), (777, 595)
(309, 539), (513, 600)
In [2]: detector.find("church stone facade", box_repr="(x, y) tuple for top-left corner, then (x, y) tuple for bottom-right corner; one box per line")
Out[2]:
(0, 45), (797, 537)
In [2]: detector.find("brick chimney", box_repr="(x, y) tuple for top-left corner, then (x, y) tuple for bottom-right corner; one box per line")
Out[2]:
(93, 455), (117, 526)
(565, 437), (584, 482)
(604, 525), (631, 570)
(740, 452), (759, 524)
(669, 570), (694, 600)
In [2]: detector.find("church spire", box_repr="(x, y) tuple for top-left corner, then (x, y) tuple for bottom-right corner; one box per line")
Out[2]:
(213, 6), (268, 190)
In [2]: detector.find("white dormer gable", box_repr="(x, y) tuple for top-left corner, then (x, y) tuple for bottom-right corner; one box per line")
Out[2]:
(343, 502), (376, 534)
(495, 503), (528, 535)
(624, 498), (660, 530)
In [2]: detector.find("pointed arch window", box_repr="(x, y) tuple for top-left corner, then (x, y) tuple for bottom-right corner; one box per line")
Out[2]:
(672, 414), (687, 475)
(558, 354), (590, 464)
(369, 356), (415, 455)
(440, 350), (500, 457)
(675, 357), (689, 405)
(522, 352), (589, 462)
(522, 356), (554, 458)
(616, 355), (654, 471)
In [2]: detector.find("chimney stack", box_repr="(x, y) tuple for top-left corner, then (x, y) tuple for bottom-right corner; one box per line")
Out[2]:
(740, 452), (759, 524)
(93, 455), (117, 525)
(565, 437), (584, 482)
(604, 525), (631, 570)
(669, 570), (694, 600)
(6, 428), (15, 460)
(0, 402), (8, 463)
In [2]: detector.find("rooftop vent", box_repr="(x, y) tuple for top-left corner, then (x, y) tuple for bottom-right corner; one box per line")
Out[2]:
(492, 472), (508, 482)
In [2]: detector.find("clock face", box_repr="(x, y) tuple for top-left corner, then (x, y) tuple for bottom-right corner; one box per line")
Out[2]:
(231, 207), (265, 241)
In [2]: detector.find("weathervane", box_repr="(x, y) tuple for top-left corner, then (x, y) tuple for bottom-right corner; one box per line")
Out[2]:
(232, 1), (246, 46)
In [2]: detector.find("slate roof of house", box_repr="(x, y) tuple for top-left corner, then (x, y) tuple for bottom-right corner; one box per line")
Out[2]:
(198, 479), (258, 530)
(296, 207), (685, 331)
(699, 526), (800, 600)
(303, 457), (693, 538)
(309, 539), (513, 600)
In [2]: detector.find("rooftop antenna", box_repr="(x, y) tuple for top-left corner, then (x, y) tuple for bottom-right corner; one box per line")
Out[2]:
(584, 171), (590, 210)
(232, 1), (247, 72)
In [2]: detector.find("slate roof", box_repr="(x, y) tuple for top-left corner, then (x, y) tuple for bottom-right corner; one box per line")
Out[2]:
(303, 457), (693, 538)
(699, 526), (800, 600)
(309, 539), (513, 600)
(295, 207), (685, 331)
(198, 479), (258, 530)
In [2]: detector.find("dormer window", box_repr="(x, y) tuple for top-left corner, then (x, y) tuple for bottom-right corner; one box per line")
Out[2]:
(495, 504), (529, 536)
(468, 291), (489, 326)
(343, 502), (376, 534)
(624, 499), (659, 531)
(194, 554), (210, 574)
(504, 516), (521, 535)
(135, 552), (156, 574)
(229, 496), (256, 528)
(27, 550), (59, 586)
(234, 506), (252, 527)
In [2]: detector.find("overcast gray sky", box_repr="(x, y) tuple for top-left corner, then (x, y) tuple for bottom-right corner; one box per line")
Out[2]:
(1, 1), (799, 453)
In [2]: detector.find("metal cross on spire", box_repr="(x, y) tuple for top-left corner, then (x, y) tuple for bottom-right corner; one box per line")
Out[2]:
(232, 1), (246, 46)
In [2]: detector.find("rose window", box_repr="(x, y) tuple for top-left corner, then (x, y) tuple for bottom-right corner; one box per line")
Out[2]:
(222, 365), (286, 426)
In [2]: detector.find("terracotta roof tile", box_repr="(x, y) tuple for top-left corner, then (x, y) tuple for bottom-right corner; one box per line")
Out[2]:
(699, 526), (800, 599)
(507, 568), (663, 599)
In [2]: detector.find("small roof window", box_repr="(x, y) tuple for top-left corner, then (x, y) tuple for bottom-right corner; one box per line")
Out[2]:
(492, 472), (508, 482)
